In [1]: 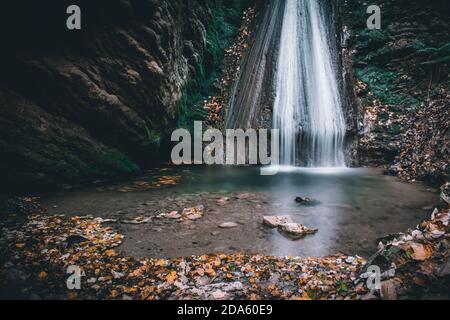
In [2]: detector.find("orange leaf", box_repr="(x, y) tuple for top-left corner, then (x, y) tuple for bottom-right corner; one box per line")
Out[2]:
(105, 249), (117, 257)
(166, 271), (177, 284)
(111, 290), (119, 298)
(68, 292), (78, 300)
(38, 271), (47, 280)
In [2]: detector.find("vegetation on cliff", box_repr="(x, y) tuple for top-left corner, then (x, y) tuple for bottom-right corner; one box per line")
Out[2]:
(0, 1), (249, 193)
(177, 0), (247, 128)
(343, 0), (449, 184)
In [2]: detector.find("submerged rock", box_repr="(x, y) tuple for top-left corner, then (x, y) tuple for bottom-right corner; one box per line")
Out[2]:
(218, 222), (238, 229)
(295, 197), (322, 207)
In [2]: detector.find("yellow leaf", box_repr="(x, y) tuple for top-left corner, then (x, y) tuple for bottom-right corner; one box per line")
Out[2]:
(105, 249), (117, 257)
(123, 287), (137, 294)
(205, 268), (216, 277)
(15, 243), (26, 249)
(300, 292), (312, 300)
(154, 259), (167, 267)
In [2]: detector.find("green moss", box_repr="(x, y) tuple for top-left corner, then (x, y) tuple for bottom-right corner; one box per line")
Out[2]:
(206, 0), (242, 68)
(421, 55), (450, 66)
(141, 121), (162, 148)
(416, 47), (439, 56)
(177, 78), (208, 130)
(360, 29), (388, 46)
(35, 146), (139, 184)
(389, 124), (403, 135)
(417, 42), (450, 64)
(178, 0), (243, 129)
(356, 66), (406, 105)
(100, 152), (140, 174)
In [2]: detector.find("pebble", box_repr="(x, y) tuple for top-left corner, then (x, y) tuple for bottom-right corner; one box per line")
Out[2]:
(219, 222), (238, 229)
(346, 257), (356, 264)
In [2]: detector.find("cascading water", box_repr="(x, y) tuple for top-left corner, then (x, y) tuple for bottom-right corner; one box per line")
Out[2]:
(273, 0), (346, 167)
(226, 0), (285, 130)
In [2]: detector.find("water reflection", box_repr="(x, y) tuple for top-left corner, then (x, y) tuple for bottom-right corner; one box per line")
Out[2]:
(42, 166), (439, 258)
(266, 169), (346, 256)
(180, 166), (438, 257)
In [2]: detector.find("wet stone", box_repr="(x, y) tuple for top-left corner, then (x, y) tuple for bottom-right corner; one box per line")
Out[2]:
(295, 197), (322, 207)
(219, 222), (238, 229)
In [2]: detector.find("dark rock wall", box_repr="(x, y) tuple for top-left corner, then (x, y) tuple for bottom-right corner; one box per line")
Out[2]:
(0, 0), (246, 193)
(226, 0), (285, 130)
(341, 0), (449, 183)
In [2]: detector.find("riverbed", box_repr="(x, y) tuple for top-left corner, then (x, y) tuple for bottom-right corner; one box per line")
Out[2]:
(41, 166), (440, 259)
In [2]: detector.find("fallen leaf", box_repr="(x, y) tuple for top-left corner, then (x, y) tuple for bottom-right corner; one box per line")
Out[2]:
(105, 249), (117, 257)
(111, 290), (119, 298)
(166, 271), (177, 284)
(409, 243), (433, 261)
(68, 292), (78, 300)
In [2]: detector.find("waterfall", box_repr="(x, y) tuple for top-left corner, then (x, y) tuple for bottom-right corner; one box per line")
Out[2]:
(226, 0), (285, 130)
(273, 0), (346, 167)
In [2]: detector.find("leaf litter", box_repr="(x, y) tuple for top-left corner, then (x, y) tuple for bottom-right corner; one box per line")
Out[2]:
(0, 198), (449, 300)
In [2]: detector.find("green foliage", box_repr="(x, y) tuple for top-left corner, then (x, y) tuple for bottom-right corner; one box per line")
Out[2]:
(416, 47), (439, 56)
(100, 152), (140, 174)
(417, 42), (450, 64)
(356, 66), (406, 105)
(363, 39), (427, 63)
(406, 40), (427, 51)
(336, 281), (349, 295)
(360, 29), (388, 47)
(421, 55), (450, 66)
(178, 79), (208, 131)
(177, 0), (243, 129)
(40, 147), (139, 184)
(141, 121), (162, 148)
(389, 123), (403, 135)
(206, 0), (242, 68)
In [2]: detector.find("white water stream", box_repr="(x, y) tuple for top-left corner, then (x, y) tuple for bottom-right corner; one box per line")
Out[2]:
(273, 0), (346, 167)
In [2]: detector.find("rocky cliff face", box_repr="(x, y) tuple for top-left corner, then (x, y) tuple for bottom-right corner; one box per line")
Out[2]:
(0, 0), (246, 193)
(341, 0), (449, 184)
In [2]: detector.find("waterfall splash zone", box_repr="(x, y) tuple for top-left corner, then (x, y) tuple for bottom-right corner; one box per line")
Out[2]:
(227, 0), (347, 168)
(273, 0), (346, 167)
